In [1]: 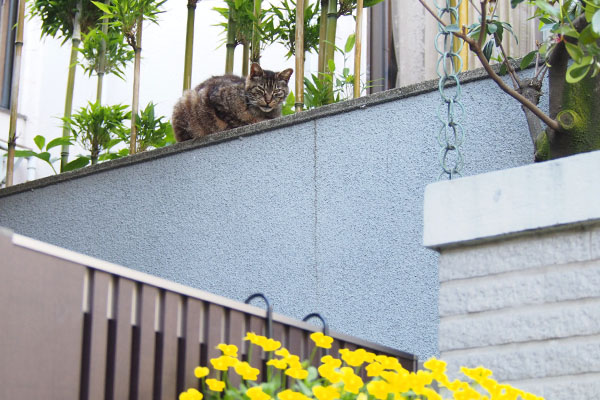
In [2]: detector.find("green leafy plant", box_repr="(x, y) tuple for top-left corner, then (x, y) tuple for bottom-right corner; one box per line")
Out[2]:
(28, 0), (105, 172)
(93, 0), (167, 155)
(105, 102), (175, 158)
(78, 26), (135, 80)
(263, 0), (321, 59)
(179, 331), (543, 400)
(64, 101), (129, 165)
(7, 135), (77, 174)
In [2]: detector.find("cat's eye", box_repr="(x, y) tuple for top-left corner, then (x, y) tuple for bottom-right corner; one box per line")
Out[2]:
(254, 87), (265, 94)
(274, 89), (284, 97)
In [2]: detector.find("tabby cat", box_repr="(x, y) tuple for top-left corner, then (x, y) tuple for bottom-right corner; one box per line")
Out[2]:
(172, 63), (293, 142)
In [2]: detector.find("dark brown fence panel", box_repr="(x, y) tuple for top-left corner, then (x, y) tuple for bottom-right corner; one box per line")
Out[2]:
(1, 230), (417, 400)
(112, 277), (135, 400)
(183, 298), (202, 391)
(0, 231), (86, 399)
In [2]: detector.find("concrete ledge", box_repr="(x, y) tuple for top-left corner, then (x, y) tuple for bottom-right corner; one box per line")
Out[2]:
(0, 66), (495, 199)
(423, 150), (600, 249)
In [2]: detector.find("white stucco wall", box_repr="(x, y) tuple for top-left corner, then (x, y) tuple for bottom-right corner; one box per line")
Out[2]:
(424, 150), (600, 400)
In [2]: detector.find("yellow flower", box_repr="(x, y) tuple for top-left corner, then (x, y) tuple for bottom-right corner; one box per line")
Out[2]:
(312, 385), (340, 400)
(247, 386), (271, 400)
(267, 358), (288, 370)
(180, 388), (203, 400)
(419, 387), (441, 400)
(205, 379), (226, 392)
(366, 362), (384, 377)
(285, 355), (302, 369)
(234, 361), (260, 380)
(217, 343), (238, 357)
(243, 333), (281, 351)
(380, 370), (409, 393)
(318, 363), (342, 384)
(340, 367), (363, 394)
(210, 355), (238, 371)
(339, 348), (369, 367)
(310, 332), (334, 349)
(277, 389), (311, 400)
(261, 338), (282, 351)
(275, 348), (291, 358)
(244, 332), (260, 343)
(285, 366), (309, 380)
(367, 380), (391, 400)
(374, 355), (402, 371)
(320, 355), (341, 368)
(194, 366), (210, 378)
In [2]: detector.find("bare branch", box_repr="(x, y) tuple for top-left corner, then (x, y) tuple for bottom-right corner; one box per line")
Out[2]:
(495, 33), (521, 89)
(478, 0), (488, 48)
(466, 36), (560, 131)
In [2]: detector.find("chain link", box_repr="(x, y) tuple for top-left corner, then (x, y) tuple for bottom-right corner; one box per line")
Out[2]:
(434, 0), (465, 179)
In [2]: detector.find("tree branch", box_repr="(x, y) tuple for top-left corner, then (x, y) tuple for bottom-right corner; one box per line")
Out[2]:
(495, 33), (521, 89)
(417, 0), (560, 132)
(478, 0), (488, 49)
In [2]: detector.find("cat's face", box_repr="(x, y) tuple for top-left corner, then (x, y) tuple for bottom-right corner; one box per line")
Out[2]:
(245, 63), (293, 113)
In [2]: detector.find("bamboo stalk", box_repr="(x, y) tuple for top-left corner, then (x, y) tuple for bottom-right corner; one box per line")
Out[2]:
(183, 0), (198, 91)
(5, 0), (25, 187)
(130, 15), (143, 155)
(225, 5), (236, 74)
(295, 0), (305, 112)
(242, 41), (249, 76)
(458, 0), (468, 71)
(96, 0), (110, 102)
(60, 0), (82, 172)
(353, 0), (363, 98)
(251, 0), (262, 63)
(324, 0), (337, 103)
(317, 0), (328, 76)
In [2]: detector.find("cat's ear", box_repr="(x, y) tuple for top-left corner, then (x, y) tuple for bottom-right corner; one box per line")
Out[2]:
(250, 63), (264, 78)
(277, 68), (293, 83)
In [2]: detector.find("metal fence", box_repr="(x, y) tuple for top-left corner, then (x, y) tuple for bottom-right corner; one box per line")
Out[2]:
(0, 228), (416, 400)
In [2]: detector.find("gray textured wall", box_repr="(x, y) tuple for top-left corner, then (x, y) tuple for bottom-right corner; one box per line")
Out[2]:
(0, 71), (544, 360)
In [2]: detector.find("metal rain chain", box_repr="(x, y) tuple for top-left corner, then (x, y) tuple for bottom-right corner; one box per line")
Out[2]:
(434, 0), (466, 179)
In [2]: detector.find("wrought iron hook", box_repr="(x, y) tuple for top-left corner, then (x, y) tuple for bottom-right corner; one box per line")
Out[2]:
(245, 293), (273, 339)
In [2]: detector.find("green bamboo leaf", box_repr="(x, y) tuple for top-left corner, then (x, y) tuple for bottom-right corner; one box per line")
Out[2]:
(345, 34), (355, 53)
(46, 137), (73, 150)
(564, 42), (584, 63)
(445, 24), (460, 32)
(92, 1), (112, 15)
(363, 0), (385, 7)
(63, 156), (90, 172)
(33, 135), (45, 151)
(511, 0), (526, 7)
(328, 59), (336, 73)
(11, 150), (37, 158)
(36, 152), (51, 163)
(520, 50), (537, 69)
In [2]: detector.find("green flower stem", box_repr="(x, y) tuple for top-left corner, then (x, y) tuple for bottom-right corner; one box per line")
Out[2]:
(247, 344), (254, 366)
(308, 346), (318, 366)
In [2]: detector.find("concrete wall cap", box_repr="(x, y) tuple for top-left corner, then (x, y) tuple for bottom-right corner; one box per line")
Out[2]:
(423, 150), (600, 249)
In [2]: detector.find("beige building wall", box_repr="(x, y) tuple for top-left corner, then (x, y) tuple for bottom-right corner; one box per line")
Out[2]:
(392, 0), (539, 87)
